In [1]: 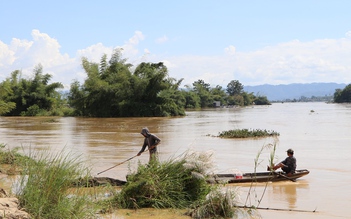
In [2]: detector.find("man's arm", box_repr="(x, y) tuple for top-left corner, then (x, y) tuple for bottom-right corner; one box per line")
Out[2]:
(137, 139), (148, 156)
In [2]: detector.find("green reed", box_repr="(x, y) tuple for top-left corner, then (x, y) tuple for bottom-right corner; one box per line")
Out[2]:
(186, 187), (239, 218)
(16, 149), (97, 219)
(99, 150), (246, 218)
(110, 151), (213, 209)
(0, 144), (34, 175)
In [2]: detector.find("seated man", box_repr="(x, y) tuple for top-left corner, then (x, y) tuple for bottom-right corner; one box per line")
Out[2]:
(268, 148), (296, 176)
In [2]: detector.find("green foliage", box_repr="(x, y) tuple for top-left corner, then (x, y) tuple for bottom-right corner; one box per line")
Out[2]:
(210, 85), (227, 105)
(218, 129), (280, 138)
(68, 50), (186, 117)
(0, 144), (34, 174)
(334, 84), (351, 103)
(0, 80), (16, 114)
(110, 151), (214, 209)
(191, 80), (214, 107)
(187, 188), (238, 219)
(226, 80), (243, 96)
(0, 100), (16, 115)
(242, 92), (255, 106)
(0, 65), (64, 116)
(17, 149), (96, 219)
(0, 52), (271, 117)
(181, 90), (201, 109)
(254, 95), (271, 105)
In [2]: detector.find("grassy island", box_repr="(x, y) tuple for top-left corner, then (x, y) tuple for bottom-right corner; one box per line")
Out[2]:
(217, 128), (280, 138)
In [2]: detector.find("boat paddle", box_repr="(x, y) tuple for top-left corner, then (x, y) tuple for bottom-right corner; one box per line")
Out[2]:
(96, 144), (158, 175)
(275, 172), (296, 182)
(267, 165), (296, 182)
(97, 154), (140, 175)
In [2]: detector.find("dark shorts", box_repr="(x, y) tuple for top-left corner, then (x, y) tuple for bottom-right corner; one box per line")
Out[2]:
(282, 167), (294, 174)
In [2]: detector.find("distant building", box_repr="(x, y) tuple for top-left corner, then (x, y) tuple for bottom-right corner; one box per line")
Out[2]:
(213, 101), (221, 107)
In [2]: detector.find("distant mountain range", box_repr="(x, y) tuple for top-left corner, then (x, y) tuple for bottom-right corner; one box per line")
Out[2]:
(244, 82), (347, 101)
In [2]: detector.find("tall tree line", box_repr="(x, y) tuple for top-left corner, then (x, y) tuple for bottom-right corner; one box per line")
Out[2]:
(67, 50), (185, 117)
(334, 84), (351, 103)
(0, 64), (65, 116)
(0, 51), (271, 117)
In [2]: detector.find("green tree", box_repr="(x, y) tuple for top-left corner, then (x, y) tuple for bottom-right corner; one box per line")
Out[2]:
(132, 62), (185, 116)
(192, 80), (213, 107)
(68, 50), (185, 117)
(0, 80), (16, 115)
(210, 85), (227, 105)
(334, 84), (351, 103)
(242, 92), (255, 106)
(68, 49), (134, 117)
(226, 80), (243, 96)
(181, 88), (200, 109)
(0, 65), (64, 116)
(254, 95), (271, 105)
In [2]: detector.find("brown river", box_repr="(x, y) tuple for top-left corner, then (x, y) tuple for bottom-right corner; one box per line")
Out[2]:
(0, 102), (350, 219)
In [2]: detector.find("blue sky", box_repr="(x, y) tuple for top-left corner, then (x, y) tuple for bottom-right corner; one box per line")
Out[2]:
(1, 1), (351, 89)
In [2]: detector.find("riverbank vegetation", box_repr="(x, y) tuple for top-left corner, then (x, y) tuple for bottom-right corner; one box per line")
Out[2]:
(17, 149), (97, 218)
(0, 50), (270, 117)
(217, 128), (280, 138)
(99, 151), (247, 218)
(0, 145), (255, 218)
(0, 143), (34, 175)
(334, 84), (351, 103)
(0, 65), (74, 117)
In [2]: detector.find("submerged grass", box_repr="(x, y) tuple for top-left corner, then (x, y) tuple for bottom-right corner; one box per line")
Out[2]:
(16, 148), (97, 219)
(0, 143), (35, 175)
(218, 128), (280, 138)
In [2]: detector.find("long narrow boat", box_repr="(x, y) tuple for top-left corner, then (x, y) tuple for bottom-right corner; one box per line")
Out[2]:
(207, 169), (309, 184)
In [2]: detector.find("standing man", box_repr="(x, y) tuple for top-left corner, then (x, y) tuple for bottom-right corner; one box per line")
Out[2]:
(268, 148), (297, 176)
(137, 127), (161, 163)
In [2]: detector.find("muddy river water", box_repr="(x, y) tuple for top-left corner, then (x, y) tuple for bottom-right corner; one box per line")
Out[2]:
(0, 102), (350, 219)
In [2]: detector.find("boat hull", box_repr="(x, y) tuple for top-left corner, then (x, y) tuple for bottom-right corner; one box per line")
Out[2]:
(207, 169), (309, 184)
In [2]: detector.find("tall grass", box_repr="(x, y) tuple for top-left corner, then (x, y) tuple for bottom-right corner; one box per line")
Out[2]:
(245, 138), (279, 208)
(100, 150), (247, 218)
(187, 187), (238, 218)
(16, 148), (97, 219)
(0, 143), (34, 175)
(111, 151), (214, 209)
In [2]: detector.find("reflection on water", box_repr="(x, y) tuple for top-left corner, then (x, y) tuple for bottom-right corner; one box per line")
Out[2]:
(1, 102), (351, 219)
(275, 184), (297, 208)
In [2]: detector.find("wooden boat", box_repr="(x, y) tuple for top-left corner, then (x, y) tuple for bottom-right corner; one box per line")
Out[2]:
(73, 169), (309, 187)
(207, 169), (309, 184)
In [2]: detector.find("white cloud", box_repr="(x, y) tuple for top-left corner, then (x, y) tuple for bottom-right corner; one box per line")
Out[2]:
(156, 35), (168, 44)
(76, 43), (114, 63)
(163, 38), (351, 87)
(0, 30), (147, 89)
(1, 29), (351, 91)
(0, 41), (15, 66)
(224, 45), (236, 56)
(0, 29), (75, 87)
(346, 31), (351, 38)
(122, 31), (145, 58)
